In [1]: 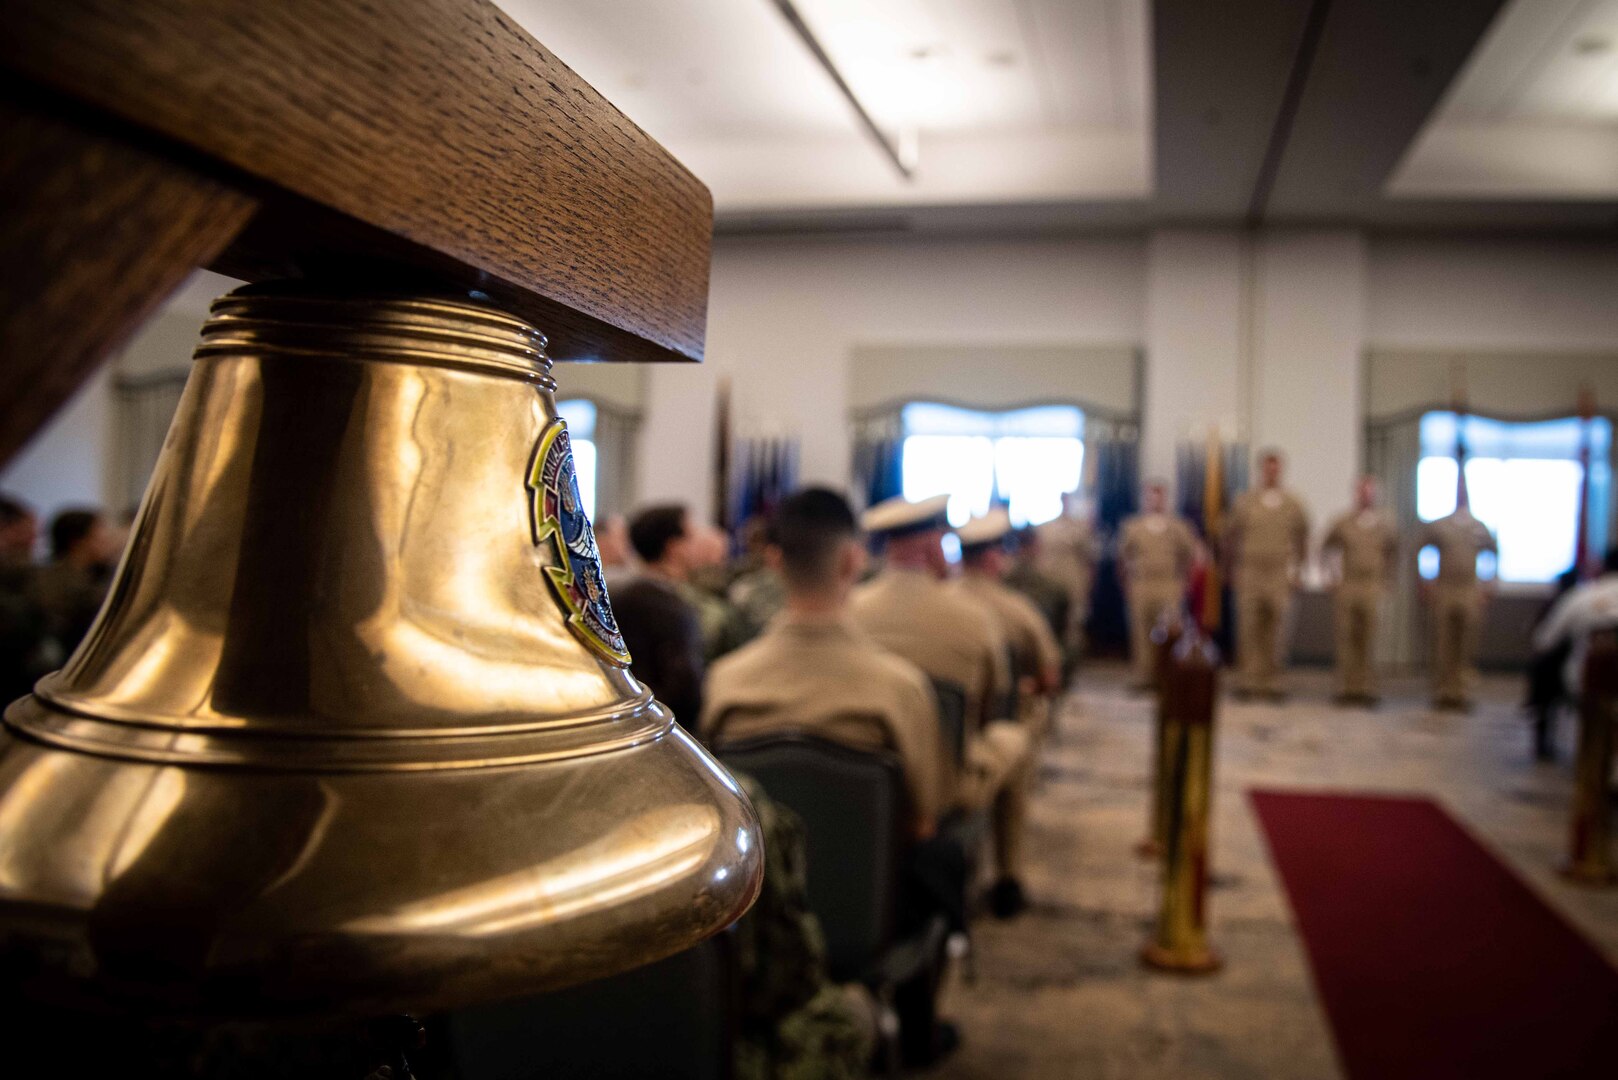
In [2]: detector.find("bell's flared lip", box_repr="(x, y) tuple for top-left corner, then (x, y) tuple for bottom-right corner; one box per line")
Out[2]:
(3, 685), (677, 772)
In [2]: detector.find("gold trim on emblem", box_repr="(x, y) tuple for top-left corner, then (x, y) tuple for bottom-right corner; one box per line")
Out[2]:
(527, 418), (632, 666)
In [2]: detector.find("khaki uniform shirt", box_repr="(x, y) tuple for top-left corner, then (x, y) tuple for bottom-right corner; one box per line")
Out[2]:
(950, 573), (1063, 683)
(700, 613), (944, 825)
(1034, 516), (1101, 597)
(1119, 512), (1197, 587)
(1226, 488), (1310, 579)
(851, 566), (1012, 736)
(1416, 510), (1496, 588)
(1323, 508), (1398, 588)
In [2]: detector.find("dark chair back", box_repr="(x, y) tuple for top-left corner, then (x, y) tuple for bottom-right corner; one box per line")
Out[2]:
(929, 678), (968, 766)
(718, 732), (907, 984)
(444, 934), (736, 1080)
(997, 643), (1022, 720)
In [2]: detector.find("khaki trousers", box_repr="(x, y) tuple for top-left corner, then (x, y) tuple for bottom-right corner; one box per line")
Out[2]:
(959, 720), (1033, 879)
(1128, 580), (1183, 685)
(1062, 577), (1092, 659)
(1235, 571), (1293, 695)
(1431, 585), (1483, 704)
(1333, 583), (1382, 697)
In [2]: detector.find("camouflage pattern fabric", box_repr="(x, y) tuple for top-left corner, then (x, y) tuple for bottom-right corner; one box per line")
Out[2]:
(733, 774), (873, 1080)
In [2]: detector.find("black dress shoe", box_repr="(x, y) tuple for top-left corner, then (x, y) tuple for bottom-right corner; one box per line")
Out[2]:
(988, 876), (1030, 919)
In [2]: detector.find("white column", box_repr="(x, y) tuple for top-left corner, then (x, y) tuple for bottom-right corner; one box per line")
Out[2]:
(1143, 229), (1245, 492)
(1253, 230), (1367, 528)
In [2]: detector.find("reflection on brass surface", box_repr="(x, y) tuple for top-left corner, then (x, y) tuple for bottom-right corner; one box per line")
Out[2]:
(0, 288), (762, 1016)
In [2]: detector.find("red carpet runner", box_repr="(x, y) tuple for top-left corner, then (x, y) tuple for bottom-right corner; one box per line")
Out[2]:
(1250, 790), (1618, 1079)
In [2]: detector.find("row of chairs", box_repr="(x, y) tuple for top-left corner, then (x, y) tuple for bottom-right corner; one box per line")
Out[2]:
(441, 704), (971, 1079)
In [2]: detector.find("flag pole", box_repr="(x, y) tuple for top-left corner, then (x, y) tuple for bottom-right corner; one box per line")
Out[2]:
(1202, 427), (1223, 634)
(1451, 361), (1469, 512)
(1576, 384), (1596, 579)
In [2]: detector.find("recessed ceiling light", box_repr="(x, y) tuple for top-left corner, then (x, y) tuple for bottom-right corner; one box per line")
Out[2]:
(1573, 34), (1611, 56)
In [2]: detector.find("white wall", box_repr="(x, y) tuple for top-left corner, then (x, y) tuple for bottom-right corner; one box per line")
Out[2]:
(1253, 230), (1366, 521)
(0, 271), (228, 533)
(636, 235), (1149, 522)
(9, 242), (1618, 537)
(0, 365), (113, 531)
(1142, 229), (1367, 521)
(1369, 237), (1618, 351)
(1142, 230), (1244, 485)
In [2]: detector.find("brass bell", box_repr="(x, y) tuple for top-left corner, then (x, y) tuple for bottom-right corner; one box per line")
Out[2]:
(0, 287), (762, 1016)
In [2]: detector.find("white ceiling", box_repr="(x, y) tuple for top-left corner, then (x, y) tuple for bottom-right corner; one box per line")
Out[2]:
(1390, 0), (1618, 198)
(500, 0), (1152, 212)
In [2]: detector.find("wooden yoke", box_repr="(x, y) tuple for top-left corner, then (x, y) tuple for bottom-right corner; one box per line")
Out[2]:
(0, 0), (713, 466)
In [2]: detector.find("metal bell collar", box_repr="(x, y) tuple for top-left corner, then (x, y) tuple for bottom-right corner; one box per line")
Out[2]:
(0, 286), (761, 1017)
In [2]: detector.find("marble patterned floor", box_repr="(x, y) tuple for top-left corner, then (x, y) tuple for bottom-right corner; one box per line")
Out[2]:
(923, 664), (1618, 1080)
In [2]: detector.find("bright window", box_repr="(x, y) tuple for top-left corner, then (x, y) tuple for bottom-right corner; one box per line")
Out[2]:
(900, 403), (1084, 527)
(1415, 411), (1611, 584)
(556, 399), (598, 521)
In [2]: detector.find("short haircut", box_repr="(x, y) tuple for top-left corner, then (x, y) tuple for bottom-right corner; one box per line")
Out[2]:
(50, 508), (101, 561)
(1258, 447), (1285, 464)
(0, 494), (32, 527)
(629, 504), (689, 564)
(772, 487), (857, 588)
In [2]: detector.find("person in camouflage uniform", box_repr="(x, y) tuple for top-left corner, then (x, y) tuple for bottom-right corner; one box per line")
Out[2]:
(732, 773), (874, 1080)
(728, 563), (787, 644)
(1004, 527), (1073, 674)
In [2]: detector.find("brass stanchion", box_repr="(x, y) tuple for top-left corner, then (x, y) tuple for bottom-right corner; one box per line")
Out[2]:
(1562, 630), (1618, 886)
(1142, 627), (1223, 973)
(1136, 612), (1184, 859)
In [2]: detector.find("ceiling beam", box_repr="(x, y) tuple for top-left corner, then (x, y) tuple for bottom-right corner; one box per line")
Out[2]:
(1263, 0), (1513, 221)
(1153, 0), (1317, 220)
(768, 0), (915, 181)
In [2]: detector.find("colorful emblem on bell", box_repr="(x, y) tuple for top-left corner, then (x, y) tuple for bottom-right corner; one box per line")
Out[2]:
(528, 418), (631, 666)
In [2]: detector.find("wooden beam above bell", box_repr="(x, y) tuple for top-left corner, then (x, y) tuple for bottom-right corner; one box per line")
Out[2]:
(4, 0), (713, 350)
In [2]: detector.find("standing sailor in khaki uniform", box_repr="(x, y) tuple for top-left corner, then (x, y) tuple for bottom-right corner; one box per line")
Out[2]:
(1224, 449), (1310, 700)
(1416, 505), (1497, 710)
(852, 495), (1034, 918)
(1321, 476), (1399, 705)
(951, 509), (1063, 734)
(1119, 479), (1198, 690)
(1036, 492), (1102, 660)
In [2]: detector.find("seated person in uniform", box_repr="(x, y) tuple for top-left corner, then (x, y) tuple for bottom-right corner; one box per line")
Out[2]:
(701, 487), (961, 1066)
(1004, 526), (1072, 662)
(593, 513), (638, 585)
(850, 495), (1035, 920)
(612, 504), (708, 729)
(35, 507), (115, 659)
(0, 494), (47, 703)
(701, 488), (944, 838)
(951, 509), (1063, 732)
